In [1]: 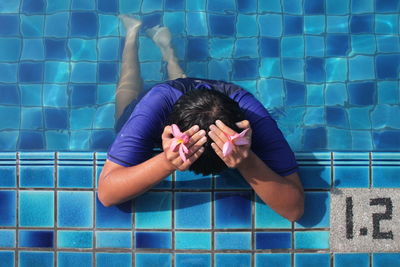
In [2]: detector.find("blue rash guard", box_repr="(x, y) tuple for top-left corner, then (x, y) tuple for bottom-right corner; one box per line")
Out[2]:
(107, 78), (299, 177)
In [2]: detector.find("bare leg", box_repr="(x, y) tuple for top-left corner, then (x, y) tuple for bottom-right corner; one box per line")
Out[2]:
(115, 15), (142, 121)
(146, 26), (187, 80)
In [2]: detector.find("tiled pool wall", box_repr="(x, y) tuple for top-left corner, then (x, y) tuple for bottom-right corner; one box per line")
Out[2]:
(0, 0), (400, 151)
(0, 151), (400, 266)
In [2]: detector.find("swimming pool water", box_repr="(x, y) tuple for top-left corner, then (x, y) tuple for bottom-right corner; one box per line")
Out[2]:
(0, 0), (399, 151)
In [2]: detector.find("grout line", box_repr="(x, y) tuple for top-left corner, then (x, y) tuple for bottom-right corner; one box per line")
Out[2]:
(54, 152), (58, 267)
(93, 152), (97, 267)
(15, 152), (19, 267)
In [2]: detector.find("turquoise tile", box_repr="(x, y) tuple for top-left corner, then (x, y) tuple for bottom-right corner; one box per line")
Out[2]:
(20, 165), (54, 188)
(378, 81), (399, 104)
(373, 166), (400, 188)
(215, 254), (251, 267)
(119, 0), (140, 13)
(334, 253), (369, 267)
(175, 170), (211, 189)
(21, 107), (43, 130)
(176, 254), (211, 267)
(349, 56), (375, 81)
(258, 78), (284, 108)
(215, 232), (251, 250)
(294, 231), (329, 249)
(296, 192), (330, 228)
(208, 59), (231, 81)
(255, 195), (291, 228)
(70, 107), (96, 130)
(0, 230), (15, 247)
(375, 15), (398, 34)
(141, 62), (162, 81)
(43, 84), (68, 107)
(377, 36), (400, 53)
(0, 153), (16, 187)
(47, 0), (70, 12)
(326, 58), (347, 82)
(68, 39), (97, 61)
(96, 253), (132, 267)
(334, 165), (369, 188)
(98, 38), (120, 60)
(97, 84), (115, 104)
(93, 104), (114, 128)
(175, 192), (211, 229)
(259, 58), (281, 78)
(256, 254), (291, 267)
(234, 38), (258, 58)
(164, 12), (185, 36)
(70, 62), (97, 83)
(138, 37), (162, 61)
(304, 15), (325, 34)
(259, 14), (282, 37)
(21, 39), (44, 60)
(304, 107), (325, 127)
(281, 58), (304, 82)
(371, 105), (400, 129)
(298, 165), (331, 189)
(0, 251), (14, 267)
(348, 107), (372, 130)
(186, 12), (208, 36)
(351, 0), (373, 13)
(46, 131), (69, 150)
(373, 253), (400, 267)
(350, 35), (376, 55)
(58, 191), (93, 228)
(259, 0), (281, 12)
(327, 16), (349, 33)
(175, 232), (211, 250)
(45, 13), (69, 37)
(237, 14), (258, 37)
(306, 84), (324, 105)
(0, 38), (21, 61)
(57, 231), (93, 248)
(20, 84), (42, 106)
(136, 253), (171, 267)
(58, 165), (93, 188)
(0, 131), (18, 150)
(209, 38), (234, 59)
(58, 252), (93, 267)
(281, 36), (304, 58)
(141, 0), (162, 12)
(19, 191), (54, 227)
(351, 130), (373, 150)
(295, 254), (330, 267)
(98, 14), (119, 36)
(135, 192), (172, 229)
(305, 36), (324, 57)
(19, 251), (54, 267)
(20, 15), (44, 37)
(327, 127), (352, 150)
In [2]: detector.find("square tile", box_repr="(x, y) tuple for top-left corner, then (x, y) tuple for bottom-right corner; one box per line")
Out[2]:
(294, 231), (329, 249)
(295, 192), (330, 228)
(96, 197), (132, 229)
(256, 253), (291, 267)
(136, 253), (171, 267)
(58, 191), (93, 228)
(135, 192), (172, 229)
(175, 192), (211, 229)
(175, 170), (211, 189)
(373, 253), (400, 267)
(215, 232), (251, 250)
(58, 252), (93, 267)
(256, 232), (291, 249)
(19, 230), (54, 248)
(175, 232), (211, 250)
(215, 254), (251, 267)
(57, 230), (93, 248)
(19, 191), (54, 227)
(176, 254), (211, 267)
(96, 253), (132, 267)
(0, 230), (15, 248)
(0, 251), (14, 267)
(96, 231), (132, 249)
(334, 253), (369, 267)
(255, 195), (291, 228)
(0, 190), (16, 226)
(215, 192), (252, 229)
(295, 254), (330, 267)
(19, 251), (54, 267)
(135, 232), (171, 249)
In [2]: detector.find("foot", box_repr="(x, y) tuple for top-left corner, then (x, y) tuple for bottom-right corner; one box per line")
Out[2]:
(119, 14), (142, 36)
(146, 25), (172, 49)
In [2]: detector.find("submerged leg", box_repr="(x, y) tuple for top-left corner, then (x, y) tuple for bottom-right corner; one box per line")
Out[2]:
(115, 15), (143, 121)
(147, 25), (186, 80)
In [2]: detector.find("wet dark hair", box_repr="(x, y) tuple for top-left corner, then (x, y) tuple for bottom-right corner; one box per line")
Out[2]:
(167, 88), (245, 175)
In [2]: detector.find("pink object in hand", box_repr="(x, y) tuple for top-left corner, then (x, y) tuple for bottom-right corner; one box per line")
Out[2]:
(169, 124), (190, 162)
(222, 128), (250, 157)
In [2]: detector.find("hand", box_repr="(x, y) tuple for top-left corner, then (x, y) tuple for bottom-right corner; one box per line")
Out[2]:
(161, 124), (207, 171)
(208, 120), (252, 169)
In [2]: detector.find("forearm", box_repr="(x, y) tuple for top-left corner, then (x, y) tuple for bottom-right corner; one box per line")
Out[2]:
(98, 152), (175, 207)
(237, 151), (304, 222)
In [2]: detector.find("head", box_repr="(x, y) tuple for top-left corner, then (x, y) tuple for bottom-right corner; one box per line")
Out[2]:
(167, 88), (245, 175)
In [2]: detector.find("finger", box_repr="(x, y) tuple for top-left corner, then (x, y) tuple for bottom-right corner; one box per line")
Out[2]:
(208, 128), (225, 149)
(188, 136), (207, 154)
(187, 129), (206, 147)
(209, 124), (229, 144)
(211, 142), (225, 160)
(162, 125), (173, 139)
(215, 120), (236, 135)
(181, 147), (205, 170)
(184, 124), (200, 137)
(235, 120), (250, 129)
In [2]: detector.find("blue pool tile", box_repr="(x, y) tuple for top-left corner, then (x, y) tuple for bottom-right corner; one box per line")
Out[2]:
(0, 85), (19, 105)
(135, 192), (172, 229)
(255, 195), (291, 228)
(19, 191), (54, 227)
(281, 36), (304, 58)
(58, 231), (93, 248)
(351, 14), (374, 33)
(186, 12), (208, 36)
(45, 38), (68, 60)
(325, 84), (347, 106)
(209, 38), (234, 59)
(216, 232), (251, 250)
(21, 107), (43, 130)
(376, 0), (400, 12)
(175, 232), (211, 250)
(47, 0), (70, 12)
(326, 59), (347, 82)
(352, 130), (373, 150)
(296, 254), (330, 267)
(373, 166), (400, 187)
(70, 62), (96, 83)
(327, 127), (352, 149)
(58, 252), (93, 267)
(351, 35), (376, 54)
(378, 81), (399, 105)
(259, 14), (282, 37)
(306, 57), (325, 82)
(351, 0), (373, 13)
(326, 106), (349, 128)
(21, 39), (44, 60)
(91, 129), (115, 150)
(304, 0), (324, 14)
(70, 12), (98, 37)
(256, 232), (291, 249)
(70, 84), (97, 107)
(215, 192), (252, 229)
(176, 254), (211, 267)
(256, 254), (291, 267)
(327, 16), (349, 33)
(22, 0), (45, 13)
(259, 59), (281, 79)
(0, 38), (21, 61)
(294, 231), (329, 249)
(0, 15), (19, 36)
(0, 164), (16, 187)
(334, 253), (369, 267)
(0, 230), (15, 247)
(209, 14), (235, 37)
(187, 38), (209, 60)
(96, 253), (132, 267)
(0, 251), (14, 266)
(296, 192), (330, 228)
(19, 251), (53, 267)
(284, 15), (303, 35)
(141, 13), (162, 32)
(376, 55), (400, 79)
(70, 107), (95, 130)
(175, 192), (211, 229)
(69, 39), (97, 60)
(234, 38), (258, 58)
(375, 15), (398, 34)
(187, 0), (206, 10)
(93, 104), (114, 128)
(298, 165), (331, 189)
(175, 170), (211, 189)
(260, 37), (280, 57)
(282, 58), (304, 81)
(0, 0), (19, 12)
(97, 0), (117, 13)
(165, 0), (185, 10)
(233, 59), (258, 80)
(141, 0), (162, 12)
(58, 191), (93, 228)
(58, 166), (93, 188)
(259, 0), (281, 12)
(208, 59), (231, 81)
(44, 108), (68, 130)
(377, 36), (400, 53)
(348, 82), (376, 106)
(136, 253), (171, 267)
(304, 16), (325, 34)
(44, 62), (69, 83)
(0, 63), (17, 82)
(19, 62), (44, 83)
(373, 253), (400, 267)
(72, 0), (95, 10)
(207, 0), (235, 12)
(304, 107), (325, 126)
(98, 38), (119, 61)
(21, 15), (44, 37)
(0, 131), (18, 150)
(237, 0), (256, 12)
(349, 56), (375, 81)
(98, 62), (118, 83)
(215, 254), (251, 267)
(285, 81), (306, 106)
(20, 85), (41, 106)
(283, 0), (302, 14)
(304, 127), (327, 150)
(70, 131), (91, 150)
(20, 230), (54, 248)
(236, 14), (258, 37)
(45, 13), (69, 37)
(96, 197), (132, 229)
(96, 231), (132, 248)
(334, 165), (369, 188)
(163, 12), (185, 36)
(216, 168), (250, 189)
(97, 85), (115, 105)
(326, 35), (349, 56)
(136, 232), (171, 249)
(140, 62), (162, 81)
(99, 14), (119, 36)
(0, 191), (15, 226)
